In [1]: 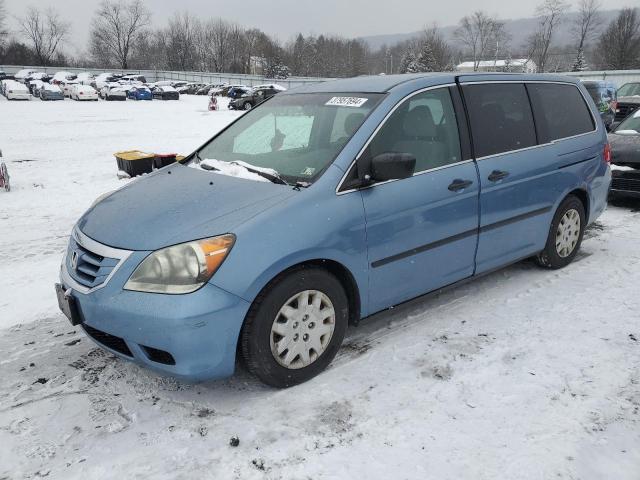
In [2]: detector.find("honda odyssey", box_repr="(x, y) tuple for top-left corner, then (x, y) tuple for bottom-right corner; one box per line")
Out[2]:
(56, 73), (611, 387)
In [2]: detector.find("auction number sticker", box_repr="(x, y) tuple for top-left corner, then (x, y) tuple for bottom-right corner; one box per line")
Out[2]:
(325, 97), (368, 107)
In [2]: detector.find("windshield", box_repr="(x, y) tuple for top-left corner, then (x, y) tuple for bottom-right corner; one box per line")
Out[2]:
(618, 83), (640, 97)
(192, 92), (383, 184)
(615, 110), (640, 134)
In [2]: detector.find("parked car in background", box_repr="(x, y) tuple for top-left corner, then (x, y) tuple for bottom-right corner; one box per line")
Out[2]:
(613, 82), (640, 128)
(127, 86), (152, 100)
(227, 86), (252, 99)
(28, 79), (45, 97)
(582, 81), (617, 131)
(252, 83), (287, 92)
(176, 83), (204, 94)
(228, 86), (281, 110)
(196, 83), (217, 95)
(4, 80), (30, 100)
(14, 69), (37, 83)
(40, 83), (64, 101)
(60, 80), (80, 97)
(57, 73), (611, 387)
(25, 72), (52, 85)
(0, 71), (15, 82)
(76, 72), (95, 85)
(120, 74), (147, 84)
(93, 73), (118, 90)
(101, 85), (128, 101)
(71, 84), (99, 101)
(210, 84), (238, 96)
(51, 71), (75, 84)
(151, 85), (179, 100)
(608, 110), (640, 168)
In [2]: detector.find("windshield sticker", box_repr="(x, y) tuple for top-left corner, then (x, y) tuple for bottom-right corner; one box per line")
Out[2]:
(301, 167), (316, 176)
(325, 96), (368, 108)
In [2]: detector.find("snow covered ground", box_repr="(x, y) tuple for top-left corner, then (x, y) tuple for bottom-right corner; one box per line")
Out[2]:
(1, 95), (639, 480)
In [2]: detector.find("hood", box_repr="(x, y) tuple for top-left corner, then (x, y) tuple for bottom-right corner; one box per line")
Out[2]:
(608, 132), (640, 164)
(617, 96), (640, 105)
(78, 164), (296, 251)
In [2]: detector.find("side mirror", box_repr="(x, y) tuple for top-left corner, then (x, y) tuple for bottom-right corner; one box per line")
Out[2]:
(369, 153), (416, 182)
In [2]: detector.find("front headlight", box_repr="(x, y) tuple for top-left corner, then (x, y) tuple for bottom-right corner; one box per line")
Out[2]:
(124, 234), (235, 294)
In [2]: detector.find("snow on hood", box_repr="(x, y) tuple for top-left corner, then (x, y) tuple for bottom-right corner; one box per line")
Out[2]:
(192, 158), (277, 183)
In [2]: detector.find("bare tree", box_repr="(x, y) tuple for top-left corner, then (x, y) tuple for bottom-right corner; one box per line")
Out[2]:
(164, 12), (198, 71)
(0, 0), (8, 47)
(17, 6), (70, 65)
(90, 0), (151, 69)
(594, 8), (640, 70)
(526, 0), (570, 73)
(572, 0), (602, 51)
(455, 11), (506, 71)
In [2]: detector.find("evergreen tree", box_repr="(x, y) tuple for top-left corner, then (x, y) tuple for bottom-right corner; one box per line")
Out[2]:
(571, 48), (588, 71)
(400, 50), (419, 73)
(416, 42), (437, 72)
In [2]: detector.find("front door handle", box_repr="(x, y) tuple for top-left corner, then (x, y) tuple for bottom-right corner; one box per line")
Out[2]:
(448, 179), (474, 192)
(488, 170), (510, 182)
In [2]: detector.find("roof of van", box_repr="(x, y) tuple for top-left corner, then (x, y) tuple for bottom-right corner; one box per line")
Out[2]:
(285, 72), (580, 94)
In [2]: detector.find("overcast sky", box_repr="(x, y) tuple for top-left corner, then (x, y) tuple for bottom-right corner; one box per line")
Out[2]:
(3, 0), (633, 54)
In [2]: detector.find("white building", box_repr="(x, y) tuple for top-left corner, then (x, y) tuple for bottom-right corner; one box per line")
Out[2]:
(456, 59), (537, 74)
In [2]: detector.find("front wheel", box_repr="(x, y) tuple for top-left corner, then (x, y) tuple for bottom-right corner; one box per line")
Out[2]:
(240, 267), (349, 388)
(243, 102), (252, 110)
(535, 195), (586, 269)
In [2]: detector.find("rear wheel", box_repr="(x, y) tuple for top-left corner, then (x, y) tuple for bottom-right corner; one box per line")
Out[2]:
(241, 267), (348, 388)
(244, 102), (252, 110)
(535, 195), (586, 269)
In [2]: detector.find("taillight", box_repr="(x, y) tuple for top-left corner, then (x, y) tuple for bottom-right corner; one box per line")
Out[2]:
(603, 143), (612, 165)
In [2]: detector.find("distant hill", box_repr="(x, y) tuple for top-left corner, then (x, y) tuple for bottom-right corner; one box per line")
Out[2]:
(360, 10), (622, 53)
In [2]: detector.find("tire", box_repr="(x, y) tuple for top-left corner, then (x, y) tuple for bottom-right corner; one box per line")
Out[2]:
(241, 266), (349, 388)
(535, 195), (586, 269)
(243, 102), (252, 110)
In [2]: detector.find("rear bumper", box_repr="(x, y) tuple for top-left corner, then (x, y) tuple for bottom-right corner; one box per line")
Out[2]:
(59, 252), (251, 382)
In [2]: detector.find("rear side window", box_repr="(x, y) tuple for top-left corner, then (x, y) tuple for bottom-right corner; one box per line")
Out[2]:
(462, 83), (536, 158)
(527, 83), (595, 143)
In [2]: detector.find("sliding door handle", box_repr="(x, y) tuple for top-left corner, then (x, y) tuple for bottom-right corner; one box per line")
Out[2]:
(448, 179), (474, 192)
(488, 170), (510, 182)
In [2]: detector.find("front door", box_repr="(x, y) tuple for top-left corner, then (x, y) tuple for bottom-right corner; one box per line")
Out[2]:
(355, 86), (480, 313)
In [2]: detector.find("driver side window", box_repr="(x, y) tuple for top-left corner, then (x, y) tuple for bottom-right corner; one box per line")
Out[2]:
(365, 88), (462, 173)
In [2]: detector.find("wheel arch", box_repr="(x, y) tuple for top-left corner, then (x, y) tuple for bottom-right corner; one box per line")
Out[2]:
(566, 187), (590, 221)
(241, 258), (362, 328)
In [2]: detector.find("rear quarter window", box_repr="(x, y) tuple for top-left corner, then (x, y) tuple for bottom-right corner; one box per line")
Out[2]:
(527, 83), (595, 143)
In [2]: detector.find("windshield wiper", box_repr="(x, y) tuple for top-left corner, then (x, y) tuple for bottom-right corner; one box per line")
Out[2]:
(229, 161), (289, 186)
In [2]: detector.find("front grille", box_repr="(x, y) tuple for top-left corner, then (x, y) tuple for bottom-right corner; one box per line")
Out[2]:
(615, 103), (639, 122)
(611, 176), (640, 193)
(83, 324), (133, 357)
(66, 236), (120, 289)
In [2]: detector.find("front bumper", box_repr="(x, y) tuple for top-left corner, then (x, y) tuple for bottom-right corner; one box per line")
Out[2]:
(58, 239), (251, 382)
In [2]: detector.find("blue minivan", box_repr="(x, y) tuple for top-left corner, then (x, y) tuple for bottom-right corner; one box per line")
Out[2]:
(56, 73), (611, 387)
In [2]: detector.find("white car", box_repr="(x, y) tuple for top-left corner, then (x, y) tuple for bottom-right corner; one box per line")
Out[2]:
(71, 84), (99, 101)
(14, 69), (37, 83)
(94, 72), (116, 90)
(75, 72), (94, 85)
(252, 83), (287, 92)
(28, 79), (45, 97)
(4, 80), (31, 100)
(51, 71), (74, 84)
(100, 85), (127, 101)
(60, 80), (80, 97)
